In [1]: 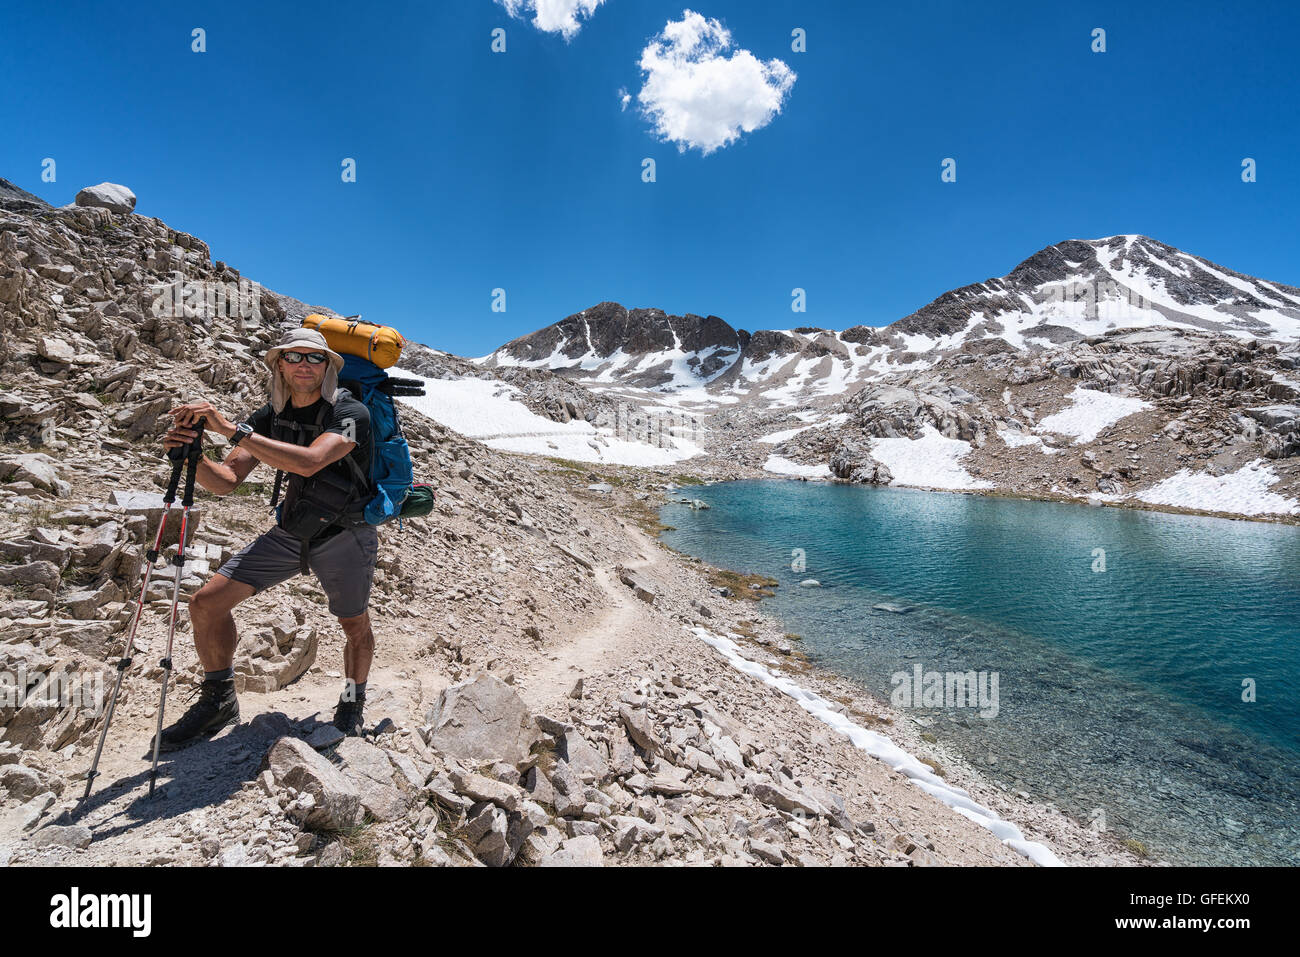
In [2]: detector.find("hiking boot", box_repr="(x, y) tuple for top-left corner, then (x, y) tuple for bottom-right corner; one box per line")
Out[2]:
(333, 693), (365, 737)
(151, 678), (239, 753)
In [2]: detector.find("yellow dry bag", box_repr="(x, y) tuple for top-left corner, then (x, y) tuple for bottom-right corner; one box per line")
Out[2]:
(303, 314), (406, 369)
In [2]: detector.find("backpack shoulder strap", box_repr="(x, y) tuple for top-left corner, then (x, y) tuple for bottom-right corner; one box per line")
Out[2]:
(337, 394), (372, 495)
(340, 446), (369, 491)
(268, 402), (332, 510)
(272, 401), (330, 440)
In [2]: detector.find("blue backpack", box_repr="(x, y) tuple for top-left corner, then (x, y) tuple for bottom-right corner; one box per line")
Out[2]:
(337, 354), (426, 527)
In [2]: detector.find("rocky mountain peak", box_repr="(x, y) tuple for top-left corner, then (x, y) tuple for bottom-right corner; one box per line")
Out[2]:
(469, 234), (1300, 421)
(889, 234), (1300, 345)
(479, 301), (748, 388)
(488, 301), (744, 363)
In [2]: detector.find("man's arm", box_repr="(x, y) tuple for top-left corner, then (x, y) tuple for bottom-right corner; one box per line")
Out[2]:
(195, 445), (260, 496)
(165, 415), (262, 496)
(238, 431), (357, 477)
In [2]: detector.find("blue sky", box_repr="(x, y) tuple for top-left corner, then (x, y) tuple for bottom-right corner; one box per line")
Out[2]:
(3, 0), (1298, 356)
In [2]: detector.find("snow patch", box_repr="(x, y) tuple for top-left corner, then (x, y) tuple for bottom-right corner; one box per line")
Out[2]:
(997, 429), (1060, 455)
(763, 454), (831, 478)
(1034, 386), (1151, 444)
(1135, 459), (1299, 516)
(393, 369), (702, 466)
(870, 425), (993, 490)
(758, 425), (812, 444)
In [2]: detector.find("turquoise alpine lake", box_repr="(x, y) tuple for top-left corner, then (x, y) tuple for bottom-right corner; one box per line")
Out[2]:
(659, 480), (1300, 866)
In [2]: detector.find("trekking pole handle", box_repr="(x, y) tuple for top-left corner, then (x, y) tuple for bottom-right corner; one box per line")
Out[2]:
(181, 417), (206, 507)
(164, 412), (206, 502)
(163, 452), (185, 503)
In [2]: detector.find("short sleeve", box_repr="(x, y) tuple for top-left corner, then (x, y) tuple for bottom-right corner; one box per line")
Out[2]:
(325, 397), (368, 447)
(245, 403), (273, 437)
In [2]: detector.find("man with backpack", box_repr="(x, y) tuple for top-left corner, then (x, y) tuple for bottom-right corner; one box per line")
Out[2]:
(154, 328), (379, 750)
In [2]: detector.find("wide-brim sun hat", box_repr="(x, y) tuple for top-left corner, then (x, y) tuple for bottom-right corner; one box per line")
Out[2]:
(263, 327), (346, 412)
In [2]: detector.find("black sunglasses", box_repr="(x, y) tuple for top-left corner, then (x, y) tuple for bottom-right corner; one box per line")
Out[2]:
(280, 351), (327, 365)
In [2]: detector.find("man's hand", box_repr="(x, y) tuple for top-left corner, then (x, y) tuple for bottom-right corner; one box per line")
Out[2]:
(169, 402), (236, 440)
(162, 422), (202, 454)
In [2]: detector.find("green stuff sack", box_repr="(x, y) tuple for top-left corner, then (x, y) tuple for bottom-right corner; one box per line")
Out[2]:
(398, 483), (436, 521)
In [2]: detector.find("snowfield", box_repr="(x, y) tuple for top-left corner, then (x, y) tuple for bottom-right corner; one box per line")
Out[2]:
(870, 426), (994, 490)
(1035, 386), (1152, 444)
(394, 369), (703, 466)
(763, 454), (832, 478)
(1135, 459), (1300, 516)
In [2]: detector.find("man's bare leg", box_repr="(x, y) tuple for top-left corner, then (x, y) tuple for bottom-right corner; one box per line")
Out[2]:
(152, 573), (252, 750)
(338, 610), (374, 696)
(188, 573), (256, 672)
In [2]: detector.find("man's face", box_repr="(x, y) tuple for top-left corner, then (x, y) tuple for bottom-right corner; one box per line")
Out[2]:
(281, 348), (327, 391)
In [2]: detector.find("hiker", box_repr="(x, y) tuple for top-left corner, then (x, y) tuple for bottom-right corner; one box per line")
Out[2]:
(152, 328), (378, 751)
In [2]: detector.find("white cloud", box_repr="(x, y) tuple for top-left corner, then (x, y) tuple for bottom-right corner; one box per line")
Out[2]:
(496, 0), (607, 40)
(634, 9), (796, 155)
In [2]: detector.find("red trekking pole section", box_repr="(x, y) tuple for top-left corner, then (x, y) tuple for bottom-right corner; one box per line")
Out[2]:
(78, 417), (206, 807)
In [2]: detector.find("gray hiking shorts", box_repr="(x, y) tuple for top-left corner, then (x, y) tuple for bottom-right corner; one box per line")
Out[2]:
(215, 524), (379, 618)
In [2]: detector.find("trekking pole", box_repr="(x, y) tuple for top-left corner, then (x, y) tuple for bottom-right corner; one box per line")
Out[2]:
(147, 416), (206, 798)
(80, 418), (204, 806)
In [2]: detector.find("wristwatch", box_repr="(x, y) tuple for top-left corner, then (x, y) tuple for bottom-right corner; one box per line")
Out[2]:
(229, 422), (254, 447)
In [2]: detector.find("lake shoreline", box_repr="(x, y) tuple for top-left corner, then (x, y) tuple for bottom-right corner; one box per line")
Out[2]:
(652, 484), (1154, 866)
(657, 474), (1300, 866)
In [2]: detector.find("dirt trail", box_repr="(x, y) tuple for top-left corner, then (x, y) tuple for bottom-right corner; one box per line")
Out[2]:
(514, 530), (661, 713)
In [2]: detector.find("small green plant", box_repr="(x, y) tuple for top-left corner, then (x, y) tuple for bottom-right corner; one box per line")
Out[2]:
(771, 652), (814, 678)
(224, 481), (270, 498)
(541, 457), (641, 489)
(704, 567), (778, 600)
(328, 817), (379, 866)
(920, 731), (938, 744)
(541, 457), (588, 476)
(60, 564), (91, 587)
(533, 741), (558, 779)
(412, 823), (466, 866)
(16, 501), (74, 528)
(613, 496), (674, 538)
(1122, 837), (1149, 858)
